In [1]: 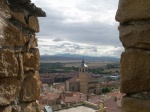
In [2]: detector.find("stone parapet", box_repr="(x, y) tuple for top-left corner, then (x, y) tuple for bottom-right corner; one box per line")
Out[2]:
(0, 0), (46, 111)
(116, 0), (150, 112)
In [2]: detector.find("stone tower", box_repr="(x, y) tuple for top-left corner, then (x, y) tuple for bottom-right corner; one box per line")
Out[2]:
(79, 59), (101, 95)
(79, 59), (89, 94)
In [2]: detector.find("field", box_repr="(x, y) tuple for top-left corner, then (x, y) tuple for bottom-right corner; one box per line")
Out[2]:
(41, 60), (116, 68)
(40, 59), (120, 74)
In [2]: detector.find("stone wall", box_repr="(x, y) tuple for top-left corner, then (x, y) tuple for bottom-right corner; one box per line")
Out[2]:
(0, 0), (46, 112)
(116, 0), (150, 112)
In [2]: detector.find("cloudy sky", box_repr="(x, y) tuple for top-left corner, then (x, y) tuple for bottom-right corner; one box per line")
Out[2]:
(32, 0), (123, 58)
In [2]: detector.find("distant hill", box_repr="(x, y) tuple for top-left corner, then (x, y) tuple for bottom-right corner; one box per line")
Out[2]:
(40, 53), (120, 62)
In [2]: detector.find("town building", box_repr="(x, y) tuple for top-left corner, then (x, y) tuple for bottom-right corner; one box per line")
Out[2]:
(65, 59), (102, 95)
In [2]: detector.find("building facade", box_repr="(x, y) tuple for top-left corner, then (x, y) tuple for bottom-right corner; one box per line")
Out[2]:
(66, 59), (102, 95)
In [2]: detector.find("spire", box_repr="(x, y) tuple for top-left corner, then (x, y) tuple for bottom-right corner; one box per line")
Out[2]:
(81, 57), (85, 67)
(81, 58), (88, 67)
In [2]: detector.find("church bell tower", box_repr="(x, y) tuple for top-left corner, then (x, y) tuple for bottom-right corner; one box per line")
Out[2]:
(79, 58), (88, 74)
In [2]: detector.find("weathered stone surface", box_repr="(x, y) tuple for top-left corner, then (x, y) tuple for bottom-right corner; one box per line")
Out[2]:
(0, 1), (26, 25)
(12, 105), (21, 112)
(17, 53), (24, 80)
(31, 37), (38, 48)
(0, 77), (19, 105)
(27, 37), (38, 49)
(122, 97), (150, 112)
(19, 71), (41, 102)
(23, 49), (40, 72)
(0, 0), (43, 110)
(116, 0), (150, 23)
(1, 2), (39, 32)
(0, 49), (18, 77)
(20, 102), (40, 112)
(0, 106), (12, 112)
(2, 22), (38, 48)
(28, 16), (39, 32)
(119, 25), (150, 50)
(3, 22), (27, 47)
(121, 51), (150, 93)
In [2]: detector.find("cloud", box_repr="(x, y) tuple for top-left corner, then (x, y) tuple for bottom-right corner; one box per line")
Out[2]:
(53, 38), (63, 42)
(33, 0), (122, 57)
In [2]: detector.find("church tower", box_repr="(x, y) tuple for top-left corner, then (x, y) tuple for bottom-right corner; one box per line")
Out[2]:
(79, 59), (102, 95)
(79, 58), (89, 94)
(79, 58), (88, 74)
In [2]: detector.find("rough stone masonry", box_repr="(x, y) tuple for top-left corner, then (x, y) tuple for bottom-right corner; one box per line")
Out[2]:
(116, 0), (150, 112)
(0, 0), (46, 112)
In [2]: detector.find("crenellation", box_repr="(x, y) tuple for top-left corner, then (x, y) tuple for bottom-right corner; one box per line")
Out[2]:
(116, 0), (150, 111)
(0, 0), (46, 111)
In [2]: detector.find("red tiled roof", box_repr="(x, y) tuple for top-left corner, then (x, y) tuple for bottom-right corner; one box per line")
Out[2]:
(63, 92), (86, 103)
(41, 93), (60, 101)
(107, 91), (124, 99)
(66, 77), (80, 82)
(88, 95), (107, 105)
(64, 95), (78, 103)
(104, 98), (121, 112)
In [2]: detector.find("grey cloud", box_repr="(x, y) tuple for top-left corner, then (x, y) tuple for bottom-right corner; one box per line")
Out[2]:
(76, 0), (118, 12)
(53, 38), (63, 42)
(38, 17), (120, 46)
(35, 0), (122, 57)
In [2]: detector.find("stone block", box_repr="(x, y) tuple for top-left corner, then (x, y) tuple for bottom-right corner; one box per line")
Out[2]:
(122, 97), (150, 112)
(0, 49), (19, 77)
(20, 102), (40, 112)
(121, 51), (150, 93)
(23, 49), (40, 71)
(119, 25), (150, 50)
(28, 16), (39, 32)
(2, 22), (37, 48)
(0, 77), (19, 105)
(19, 71), (41, 102)
(116, 0), (150, 23)
(3, 22), (27, 47)
(0, 2), (39, 32)
(8, 7), (39, 32)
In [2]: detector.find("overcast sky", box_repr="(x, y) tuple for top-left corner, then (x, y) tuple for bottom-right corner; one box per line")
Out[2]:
(32, 0), (123, 58)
